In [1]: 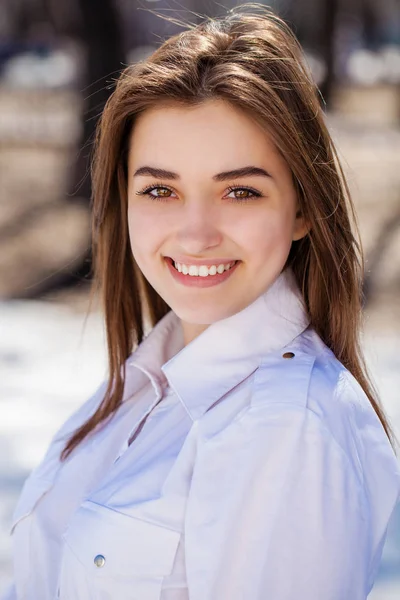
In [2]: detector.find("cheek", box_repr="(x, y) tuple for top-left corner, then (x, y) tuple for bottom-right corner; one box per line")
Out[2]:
(238, 208), (294, 261)
(127, 205), (162, 258)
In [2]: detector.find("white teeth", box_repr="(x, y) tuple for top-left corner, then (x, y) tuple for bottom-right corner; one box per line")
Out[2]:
(198, 266), (209, 277)
(173, 260), (236, 276)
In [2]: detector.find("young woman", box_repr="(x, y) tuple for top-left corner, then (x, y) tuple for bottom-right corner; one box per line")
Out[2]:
(4, 7), (400, 600)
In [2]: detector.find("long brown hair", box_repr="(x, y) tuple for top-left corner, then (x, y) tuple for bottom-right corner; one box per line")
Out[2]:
(61, 5), (396, 460)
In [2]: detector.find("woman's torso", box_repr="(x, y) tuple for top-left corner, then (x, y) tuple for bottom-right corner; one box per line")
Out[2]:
(5, 271), (400, 600)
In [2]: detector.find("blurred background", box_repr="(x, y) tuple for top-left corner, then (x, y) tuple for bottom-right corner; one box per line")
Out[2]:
(0, 0), (399, 597)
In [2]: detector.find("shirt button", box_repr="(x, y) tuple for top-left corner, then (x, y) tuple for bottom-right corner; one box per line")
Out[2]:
(94, 554), (106, 568)
(282, 352), (295, 359)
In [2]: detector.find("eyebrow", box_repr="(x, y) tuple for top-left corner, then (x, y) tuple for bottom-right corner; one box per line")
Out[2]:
(133, 165), (273, 181)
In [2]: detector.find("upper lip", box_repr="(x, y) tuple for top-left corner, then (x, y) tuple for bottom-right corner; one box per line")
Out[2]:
(166, 256), (238, 266)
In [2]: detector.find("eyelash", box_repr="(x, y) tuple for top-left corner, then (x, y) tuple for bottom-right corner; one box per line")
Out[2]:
(135, 183), (263, 204)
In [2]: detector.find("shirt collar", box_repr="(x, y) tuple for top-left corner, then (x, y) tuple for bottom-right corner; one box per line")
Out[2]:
(127, 268), (310, 420)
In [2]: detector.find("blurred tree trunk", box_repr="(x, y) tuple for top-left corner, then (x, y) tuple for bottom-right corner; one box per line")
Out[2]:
(319, 0), (339, 108)
(58, 0), (125, 289)
(23, 0), (125, 297)
(71, 0), (124, 203)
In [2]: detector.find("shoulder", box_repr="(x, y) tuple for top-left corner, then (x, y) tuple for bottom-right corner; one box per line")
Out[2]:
(29, 379), (108, 482)
(253, 326), (353, 418)
(10, 379), (109, 533)
(252, 327), (399, 493)
(254, 325), (374, 427)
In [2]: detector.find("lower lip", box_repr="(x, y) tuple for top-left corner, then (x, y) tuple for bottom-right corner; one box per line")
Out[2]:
(165, 258), (240, 288)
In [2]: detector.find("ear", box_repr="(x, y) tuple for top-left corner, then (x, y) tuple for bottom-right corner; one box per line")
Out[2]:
(292, 206), (310, 242)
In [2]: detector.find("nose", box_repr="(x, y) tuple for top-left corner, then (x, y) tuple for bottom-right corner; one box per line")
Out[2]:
(175, 199), (223, 254)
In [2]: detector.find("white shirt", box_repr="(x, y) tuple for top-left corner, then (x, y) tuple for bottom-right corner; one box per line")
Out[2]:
(3, 269), (400, 600)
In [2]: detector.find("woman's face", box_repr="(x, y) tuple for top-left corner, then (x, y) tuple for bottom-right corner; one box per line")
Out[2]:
(127, 99), (307, 345)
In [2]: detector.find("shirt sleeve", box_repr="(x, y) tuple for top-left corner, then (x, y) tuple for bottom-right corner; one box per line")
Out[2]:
(184, 404), (370, 600)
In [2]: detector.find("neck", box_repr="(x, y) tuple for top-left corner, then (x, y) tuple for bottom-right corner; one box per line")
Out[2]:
(181, 320), (210, 346)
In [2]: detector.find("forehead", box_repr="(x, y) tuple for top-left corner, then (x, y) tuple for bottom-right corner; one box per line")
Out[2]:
(127, 99), (284, 174)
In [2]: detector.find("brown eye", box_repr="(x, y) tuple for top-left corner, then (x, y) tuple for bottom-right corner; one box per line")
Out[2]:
(155, 187), (172, 197)
(136, 184), (177, 202)
(234, 189), (251, 199)
(225, 186), (262, 203)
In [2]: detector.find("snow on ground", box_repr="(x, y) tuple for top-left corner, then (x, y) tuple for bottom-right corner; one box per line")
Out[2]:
(0, 300), (399, 597)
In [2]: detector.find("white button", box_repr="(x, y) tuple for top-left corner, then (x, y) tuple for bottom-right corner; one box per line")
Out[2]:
(94, 554), (106, 567)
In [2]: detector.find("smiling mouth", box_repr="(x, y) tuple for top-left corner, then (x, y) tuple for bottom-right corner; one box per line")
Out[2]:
(166, 257), (240, 275)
